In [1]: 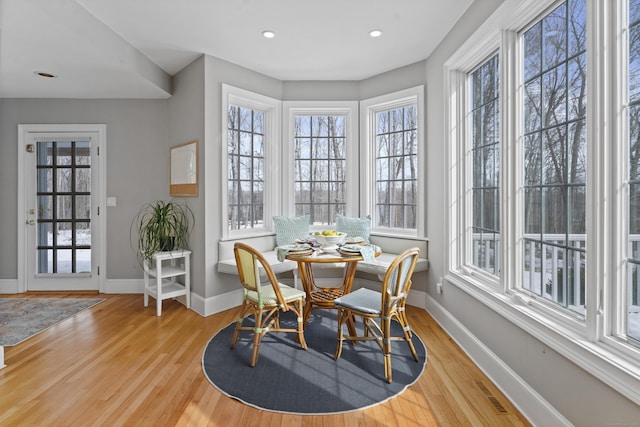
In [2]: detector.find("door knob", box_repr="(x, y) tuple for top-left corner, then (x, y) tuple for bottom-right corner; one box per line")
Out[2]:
(26, 219), (36, 225)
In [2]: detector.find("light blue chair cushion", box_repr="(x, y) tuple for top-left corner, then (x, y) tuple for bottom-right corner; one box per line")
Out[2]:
(273, 214), (310, 247)
(336, 215), (371, 243)
(334, 288), (381, 315)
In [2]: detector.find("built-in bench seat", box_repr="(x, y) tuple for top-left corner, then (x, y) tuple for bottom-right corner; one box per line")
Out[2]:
(358, 235), (429, 277)
(217, 234), (428, 284)
(218, 235), (299, 284)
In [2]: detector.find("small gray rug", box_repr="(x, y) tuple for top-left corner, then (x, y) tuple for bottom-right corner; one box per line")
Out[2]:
(0, 298), (104, 346)
(202, 309), (427, 414)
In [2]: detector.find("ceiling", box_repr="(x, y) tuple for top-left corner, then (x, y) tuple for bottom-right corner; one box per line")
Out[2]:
(0, 0), (473, 99)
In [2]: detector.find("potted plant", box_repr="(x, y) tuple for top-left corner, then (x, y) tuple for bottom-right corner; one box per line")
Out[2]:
(131, 199), (194, 263)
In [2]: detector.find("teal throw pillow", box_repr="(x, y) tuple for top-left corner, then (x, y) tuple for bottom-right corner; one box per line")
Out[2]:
(273, 215), (310, 247)
(336, 215), (371, 243)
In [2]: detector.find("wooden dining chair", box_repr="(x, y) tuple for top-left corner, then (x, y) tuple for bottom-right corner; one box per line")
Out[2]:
(231, 242), (308, 367)
(333, 247), (420, 383)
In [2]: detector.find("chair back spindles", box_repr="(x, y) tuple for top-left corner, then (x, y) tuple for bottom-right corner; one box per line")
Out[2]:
(382, 248), (419, 312)
(231, 242), (308, 366)
(334, 246), (421, 383)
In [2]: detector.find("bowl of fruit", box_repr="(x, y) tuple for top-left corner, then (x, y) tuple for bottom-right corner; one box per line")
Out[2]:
(311, 230), (346, 248)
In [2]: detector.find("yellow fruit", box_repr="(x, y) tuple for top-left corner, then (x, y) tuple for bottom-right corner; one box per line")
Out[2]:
(322, 230), (330, 236)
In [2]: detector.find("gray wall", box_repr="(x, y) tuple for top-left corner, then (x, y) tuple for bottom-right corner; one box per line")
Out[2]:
(202, 55), (284, 298)
(0, 98), (170, 280)
(167, 56), (206, 296)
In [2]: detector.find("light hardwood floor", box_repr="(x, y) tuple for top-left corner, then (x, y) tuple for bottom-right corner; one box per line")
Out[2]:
(0, 293), (531, 426)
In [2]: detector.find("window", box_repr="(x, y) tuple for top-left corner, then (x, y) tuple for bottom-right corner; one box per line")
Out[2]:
(227, 105), (264, 231)
(222, 85), (280, 239)
(283, 102), (358, 226)
(521, 0), (587, 315)
(627, 0), (640, 343)
(470, 54), (500, 276)
(445, 0), (640, 406)
(293, 114), (346, 225)
(361, 87), (424, 236)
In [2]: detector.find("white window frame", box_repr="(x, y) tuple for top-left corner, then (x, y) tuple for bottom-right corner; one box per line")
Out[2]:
(221, 84), (281, 240)
(445, 0), (640, 406)
(360, 86), (425, 237)
(282, 101), (358, 230)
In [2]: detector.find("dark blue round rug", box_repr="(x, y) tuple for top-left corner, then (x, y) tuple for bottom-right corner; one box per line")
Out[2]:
(202, 309), (427, 414)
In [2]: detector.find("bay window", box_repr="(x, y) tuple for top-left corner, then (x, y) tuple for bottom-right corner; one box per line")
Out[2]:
(361, 87), (424, 236)
(222, 84), (280, 239)
(283, 102), (358, 228)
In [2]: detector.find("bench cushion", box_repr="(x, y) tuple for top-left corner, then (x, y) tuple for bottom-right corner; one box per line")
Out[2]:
(218, 250), (297, 276)
(356, 252), (429, 276)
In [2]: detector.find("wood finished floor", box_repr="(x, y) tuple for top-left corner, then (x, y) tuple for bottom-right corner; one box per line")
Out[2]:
(0, 293), (531, 426)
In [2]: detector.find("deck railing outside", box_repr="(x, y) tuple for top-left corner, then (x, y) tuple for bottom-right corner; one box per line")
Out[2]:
(471, 233), (640, 313)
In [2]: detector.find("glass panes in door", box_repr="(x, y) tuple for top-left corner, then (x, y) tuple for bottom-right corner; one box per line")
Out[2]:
(36, 140), (91, 273)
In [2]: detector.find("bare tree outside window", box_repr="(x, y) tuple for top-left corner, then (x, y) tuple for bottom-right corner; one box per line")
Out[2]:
(470, 54), (500, 276)
(375, 105), (418, 229)
(522, 0), (586, 315)
(627, 0), (640, 343)
(227, 105), (265, 230)
(293, 115), (346, 225)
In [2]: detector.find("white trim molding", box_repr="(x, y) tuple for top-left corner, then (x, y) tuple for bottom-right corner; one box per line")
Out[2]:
(425, 291), (572, 427)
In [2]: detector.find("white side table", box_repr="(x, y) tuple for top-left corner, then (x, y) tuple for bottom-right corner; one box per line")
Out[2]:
(143, 249), (191, 316)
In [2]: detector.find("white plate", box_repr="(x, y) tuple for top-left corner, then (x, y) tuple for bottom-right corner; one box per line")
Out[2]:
(281, 244), (311, 252)
(340, 245), (363, 253)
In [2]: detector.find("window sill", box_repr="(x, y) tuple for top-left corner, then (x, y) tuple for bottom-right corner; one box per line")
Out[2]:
(445, 270), (640, 406)
(220, 230), (275, 242)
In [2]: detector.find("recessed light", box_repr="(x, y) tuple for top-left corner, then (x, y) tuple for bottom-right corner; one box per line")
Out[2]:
(369, 29), (383, 38)
(34, 71), (57, 78)
(262, 30), (275, 39)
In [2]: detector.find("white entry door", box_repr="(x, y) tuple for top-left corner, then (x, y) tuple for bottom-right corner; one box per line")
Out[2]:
(19, 125), (106, 291)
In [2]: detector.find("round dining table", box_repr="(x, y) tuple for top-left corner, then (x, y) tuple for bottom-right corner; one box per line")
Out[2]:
(286, 246), (380, 328)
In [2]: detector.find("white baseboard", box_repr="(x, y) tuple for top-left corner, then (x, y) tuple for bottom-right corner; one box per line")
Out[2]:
(424, 293), (571, 427)
(0, 279), (19, 294)
(103, 279), (144, 294)
(200, 289), (243, 317)
(0, 346), (4, 369)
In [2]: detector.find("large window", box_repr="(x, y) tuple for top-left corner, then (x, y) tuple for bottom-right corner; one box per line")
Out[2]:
(627, 0), (640, 343)
(375, 106), (418, 229)
(227, 105), (265, 231)
(361, 87), (424, 236)
(522, 0), (587, 315)
(445, 0), (640, 405)
(222, 84), (280, 239)
(293, 114), (346, 225)
(283, 102), (358, 227)
(470, 54), (500, 276)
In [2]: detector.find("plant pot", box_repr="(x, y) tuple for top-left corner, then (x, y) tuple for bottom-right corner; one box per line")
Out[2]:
(159, 237), (175, 252)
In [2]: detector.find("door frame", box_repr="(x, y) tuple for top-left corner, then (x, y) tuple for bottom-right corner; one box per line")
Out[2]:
(17, 124), (107, 293)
